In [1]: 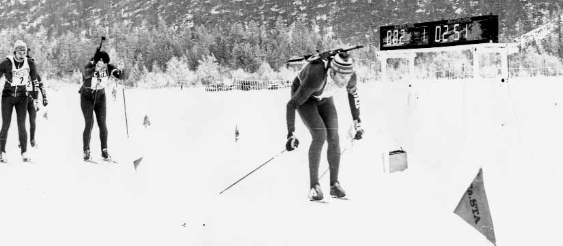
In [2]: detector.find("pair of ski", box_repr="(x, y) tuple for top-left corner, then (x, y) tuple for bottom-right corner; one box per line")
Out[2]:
(0, 159), (36, 164)
(84, 158), (118, 165)
(311, 196), (351, 204)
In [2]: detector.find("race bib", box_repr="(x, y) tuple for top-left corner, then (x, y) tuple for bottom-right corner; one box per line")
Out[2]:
(7, 56), (31, 87)
(12, 68), (30, 86)
(94, 70), (110, 88)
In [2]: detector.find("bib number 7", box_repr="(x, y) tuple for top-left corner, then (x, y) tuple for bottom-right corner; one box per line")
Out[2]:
(15, 76), (27, 86)
(13, 71), (29, 86)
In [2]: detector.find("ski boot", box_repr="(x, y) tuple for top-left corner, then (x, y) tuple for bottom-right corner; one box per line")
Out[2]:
(21, 152), (31, 162)
(308, 183), (324, 201)
(101, 148), (113, 162)
(83, 150), (92, 161)
(0, 152), (7, 163)
(330, 182), (346, 199)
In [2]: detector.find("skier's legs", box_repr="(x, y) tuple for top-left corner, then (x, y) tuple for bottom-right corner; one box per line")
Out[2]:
(15, 96), (28, 154)
(318, 97), (341, 186)
(27, 97), (36, 143)
(0, 97), (14, 153)
(297, 99), (327, 188)
(81, 91), (95, 152)
(94, 91), (108, 152)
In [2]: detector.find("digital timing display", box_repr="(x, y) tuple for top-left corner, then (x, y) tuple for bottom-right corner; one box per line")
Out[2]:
(380, 15), (498, 50)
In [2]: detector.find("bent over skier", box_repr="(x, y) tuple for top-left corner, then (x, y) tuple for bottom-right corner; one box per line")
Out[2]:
(285, 52), (364, 201)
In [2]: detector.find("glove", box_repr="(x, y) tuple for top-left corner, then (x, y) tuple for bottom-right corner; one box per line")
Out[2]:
(285, 132), (299, 151)
(113, 69), (122, 78)
(32, 80), (39, 87)
(42, 97), (48, 107)
(353, 119), (364, 140)
(33, 99), (40, 111)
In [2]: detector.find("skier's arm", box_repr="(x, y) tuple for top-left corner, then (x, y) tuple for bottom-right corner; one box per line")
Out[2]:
(28, 60), (40, 99)
(37, 73), (46, 95)
(0, 59), (9, 83)
(28, 59), (39, 84)
(37, 74), (48, 106)
(346, 72), (364, 140)
(83, 62), (95, 80)
(346, 72), (361, 123)
(0, 61), (6, 93)
(286, 76), (307, 136)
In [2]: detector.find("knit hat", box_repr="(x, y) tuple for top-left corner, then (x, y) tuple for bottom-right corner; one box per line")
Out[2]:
(13, 40), (27, 51)
(330, 52), (354, 74)
(94, 50), (110, 64)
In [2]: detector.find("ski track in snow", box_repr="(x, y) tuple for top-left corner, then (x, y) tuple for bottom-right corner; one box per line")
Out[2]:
(0, 77), (562, 246)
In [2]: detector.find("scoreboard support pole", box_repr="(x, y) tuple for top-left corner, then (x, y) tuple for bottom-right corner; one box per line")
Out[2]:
(473, 47), (480, 79)
(377, 42), (518, 82)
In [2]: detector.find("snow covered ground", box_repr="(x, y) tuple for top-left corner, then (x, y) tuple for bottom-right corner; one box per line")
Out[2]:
(0, 77), (562, 246)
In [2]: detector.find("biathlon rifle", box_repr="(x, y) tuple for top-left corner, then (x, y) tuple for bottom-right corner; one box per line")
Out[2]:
(287, 45), (364, 63)
(98, 36), (106, 52)
(90, 36), (105, 62)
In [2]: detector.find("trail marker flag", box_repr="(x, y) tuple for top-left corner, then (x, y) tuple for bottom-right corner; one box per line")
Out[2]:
(133, 157), (143, 170)
(454, 168), (496, 245)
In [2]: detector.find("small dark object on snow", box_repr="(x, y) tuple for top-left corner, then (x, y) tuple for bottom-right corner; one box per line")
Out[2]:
(143, 114), (151, 128)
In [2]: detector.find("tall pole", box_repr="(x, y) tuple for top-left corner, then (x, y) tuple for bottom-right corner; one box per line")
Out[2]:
(122, 87), (129, 138)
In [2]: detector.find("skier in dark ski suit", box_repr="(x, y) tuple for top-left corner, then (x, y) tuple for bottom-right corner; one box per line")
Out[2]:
(25, 49), (48, 148)
(0, 40), (40, 162)
(80, 49), (123, 161)
(285, 52), (364, 201)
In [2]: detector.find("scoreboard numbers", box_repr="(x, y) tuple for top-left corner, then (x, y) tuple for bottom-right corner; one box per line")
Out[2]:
(380, 15), (498, 50)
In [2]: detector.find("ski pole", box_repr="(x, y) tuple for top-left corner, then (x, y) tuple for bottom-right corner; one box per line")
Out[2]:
(116, 58), (129, 138)
(219, 149), (286, 195)
(122, 87), (129, 138)
(319, 146), (348, 180)
(320, 138), (355, 180)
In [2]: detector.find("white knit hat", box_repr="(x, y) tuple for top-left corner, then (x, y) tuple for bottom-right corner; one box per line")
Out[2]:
(13, 40), (27, 51)
(330, 53), (354, 74)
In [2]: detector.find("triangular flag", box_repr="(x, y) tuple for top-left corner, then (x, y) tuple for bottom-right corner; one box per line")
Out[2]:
(454, 168), (496, 245)
(133, 157), (143, 170)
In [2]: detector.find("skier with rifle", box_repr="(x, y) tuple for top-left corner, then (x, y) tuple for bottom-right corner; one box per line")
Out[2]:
(80, 37), (124, 162)
(285, 46), (364, 201)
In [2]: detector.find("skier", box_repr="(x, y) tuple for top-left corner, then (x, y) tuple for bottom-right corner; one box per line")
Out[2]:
(285, 52), (364, 201)
(24, 48), (48, 148)
(80, 48), (123, 161)
(0, 40), (41, 162)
